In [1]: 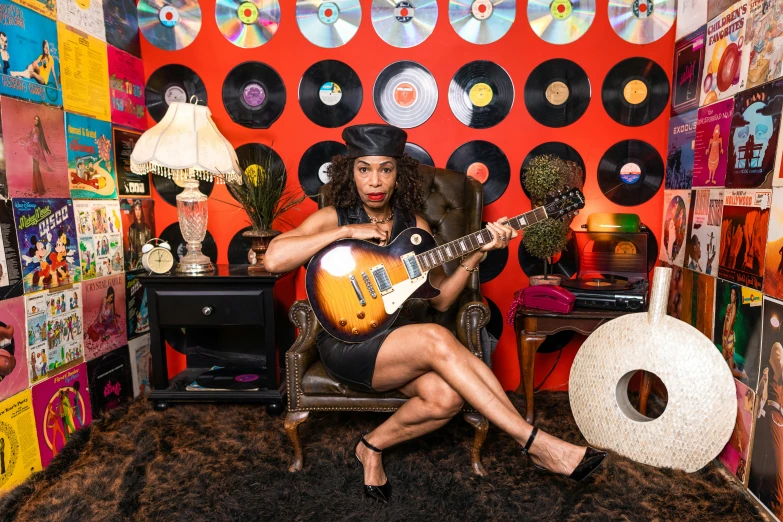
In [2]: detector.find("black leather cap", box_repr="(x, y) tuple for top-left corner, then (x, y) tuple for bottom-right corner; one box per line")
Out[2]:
(342, 124), (407, 158)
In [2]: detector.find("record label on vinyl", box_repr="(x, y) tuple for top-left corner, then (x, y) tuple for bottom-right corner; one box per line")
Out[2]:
(467, 162), (489, 183)
(469, 83), (493, 107)
(319, 82), (342, 106)
(318, 3), (340, 23)
(165, 86), (187, 104)
(394, 82), (417, 107)
(243, 83), (266, 107)
(620, 162), (641, 184)
(472, 0), (493, 19)
(238, 2), (259, 23)
(623, 80), (648, 105)
(545, 81), (569, 106)
(551, 0), (571, 19)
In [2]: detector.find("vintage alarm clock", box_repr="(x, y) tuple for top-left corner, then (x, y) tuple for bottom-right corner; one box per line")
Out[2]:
(141, 238), (174, 274)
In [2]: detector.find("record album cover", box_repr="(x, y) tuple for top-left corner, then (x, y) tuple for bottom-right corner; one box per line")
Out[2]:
(120, 198), (154, 272)
(0, 0), (62, 106)
(25, 284), (83, 383)
(660, 190), (692, 267)
(86, 344), (131, 415)
(709, 0), (741, 21)
(31, 362), (91, 468)
(113, 128), (149, 197)
(0, 100), (8, 198)
(744, 0), (783, 88)
(693, 98), (733, 187)
(0, 296), (27, 402)
(127, 333), (149, 396)
(83, 273), (125, 361)
(677, 0), (708, 40)
(663, 261), (684, 319)
(727, 79), (783, 188)
(0, 200), (23, 300)
(102, 0), (140, 57)
(108, 46), (144, 131)
(73, 200), (123, 280)
(765, 188), (783, 300)
(65, 113), (117, 200)
(719, 189), (771, 290)
(12, 0), (55, 18)
(679, 267), (717, 339)
(666, 111), (697, 189)
(125, 273), (148, 340)
(2, 98), (68, 199)
(684, 188), (724, 276)
(672, 28), (706, 115)
(0, 389), (42, 493)
(749, 296), (783, 517)
(14, 198), (81, 294)
(56, 0), (105, 41)
(58, 23), (110, 121)
(701, 0), (750, 106)
(714, 278), (763, 390)
(719, 378), (756, 486)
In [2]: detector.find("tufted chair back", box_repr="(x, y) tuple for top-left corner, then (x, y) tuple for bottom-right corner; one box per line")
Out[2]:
(317, 164), (484, 329)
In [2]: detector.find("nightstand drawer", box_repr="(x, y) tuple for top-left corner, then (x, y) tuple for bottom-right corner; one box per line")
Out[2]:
(155, 289), (265, 326)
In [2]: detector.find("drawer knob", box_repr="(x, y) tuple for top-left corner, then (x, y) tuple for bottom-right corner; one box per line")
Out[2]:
(202, 306), (213, 316)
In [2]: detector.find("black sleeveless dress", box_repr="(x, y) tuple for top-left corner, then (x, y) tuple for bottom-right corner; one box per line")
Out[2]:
(316, 206), (417, 393)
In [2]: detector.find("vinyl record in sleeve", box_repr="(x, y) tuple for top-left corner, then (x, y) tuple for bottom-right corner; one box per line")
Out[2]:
(448, 60), (514, 129)
(230, 143), (286, 203)
(597, 139), (663, 206)
(296, 0), (362, 48)
(153, 175), (214, 207)
(524, 59), (590, 128)
(518, 235), (577, 278)
(222, 61), (286, 129)
(299, 140), (347, 200)
(145, 64), (208, 122)
(373, 61), (438, 128)
(521, 142), (586, 200)
(602, 57), (670, 127)
(299, 60), (363, 128)
(446, 141), (509, 204)
(160, 222), (218, 264)
(405, 142), (434, 166)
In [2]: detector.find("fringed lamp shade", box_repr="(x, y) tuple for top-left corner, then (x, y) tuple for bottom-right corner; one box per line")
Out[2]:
(129, 102), (241, 184)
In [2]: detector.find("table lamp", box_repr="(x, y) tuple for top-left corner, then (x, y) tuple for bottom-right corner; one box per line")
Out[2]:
(130, 100), (241, 275)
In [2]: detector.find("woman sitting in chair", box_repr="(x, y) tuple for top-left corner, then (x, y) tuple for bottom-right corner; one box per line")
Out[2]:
(264, 124), (606, 503)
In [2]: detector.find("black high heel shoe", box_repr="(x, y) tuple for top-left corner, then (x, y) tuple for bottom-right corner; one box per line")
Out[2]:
(353, 432), (392, 503)
(520, 426), (607, 482)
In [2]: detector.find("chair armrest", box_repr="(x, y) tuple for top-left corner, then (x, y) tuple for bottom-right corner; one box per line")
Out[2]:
(456, 288), (490, 359)
(286, 300), (321, 407)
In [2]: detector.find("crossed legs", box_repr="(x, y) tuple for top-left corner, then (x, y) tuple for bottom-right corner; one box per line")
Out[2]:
(355, 323), (589, 486)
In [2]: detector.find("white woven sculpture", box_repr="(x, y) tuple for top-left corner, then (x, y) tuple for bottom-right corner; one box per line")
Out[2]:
(569, 267), (736, 472)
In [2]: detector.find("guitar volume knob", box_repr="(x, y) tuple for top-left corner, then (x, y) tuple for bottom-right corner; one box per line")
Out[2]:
(357, 312), (365, 319)
(339, 318), (347, 326)
(370, 321), (378, 328)
(351, 328), (359, 335)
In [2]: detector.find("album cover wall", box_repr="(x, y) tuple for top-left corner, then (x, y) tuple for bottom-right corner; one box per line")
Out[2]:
(672, 27), (706, 115)
(676, 2), (708, 41)
(0, 389), (42, 493)
(0, 201), (23, 301)
(113, 128), (150, 197)
(713, 278), (763, 390)
(86, 344), (132, 415)
(102, 0), (140, 57)
(58, 24), (111, 122)
(684, 188), (724, 276)
(107, 46), (146, 131)
(719, 378), (757, 486)
(743, 0), (783, 89)
(127, 333), (150, 396)
(701, 0), (750, 105)
(65, 113), (118, 200)
(718, 189), (772, 291)
(693, 98), (734, 188)
(83, 274), (126, 361)
(660, 190), (692, 267)
(679, 267), (717, 339)
(0, 296), (27, 402)
(764, 188), (783, 301)
(73, 200), (123, 280)
(120, 198), (154, 272)
(125, 273), (148, 340)
(666, 111), (697, 189)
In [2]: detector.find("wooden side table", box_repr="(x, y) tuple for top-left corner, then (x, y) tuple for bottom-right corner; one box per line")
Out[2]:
(514, 306), (652, 424)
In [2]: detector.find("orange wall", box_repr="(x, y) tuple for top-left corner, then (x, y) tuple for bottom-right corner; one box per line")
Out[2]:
(141, 1), (674, 390)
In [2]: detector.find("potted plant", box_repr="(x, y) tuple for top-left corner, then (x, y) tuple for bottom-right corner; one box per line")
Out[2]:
(522, 153), (569, 206)
(522, 218), (570, 285)
(226, 148), (304, 272)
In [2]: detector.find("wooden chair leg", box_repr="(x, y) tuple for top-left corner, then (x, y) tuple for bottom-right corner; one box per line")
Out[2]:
(284, 411), (310, 472)
(463, 412), (489, 477)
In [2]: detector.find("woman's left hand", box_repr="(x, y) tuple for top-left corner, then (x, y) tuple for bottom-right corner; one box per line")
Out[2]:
(481, 217), (518, 252)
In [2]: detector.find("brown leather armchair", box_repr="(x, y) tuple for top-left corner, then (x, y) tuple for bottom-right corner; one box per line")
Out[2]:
(284, 165), (491, 476)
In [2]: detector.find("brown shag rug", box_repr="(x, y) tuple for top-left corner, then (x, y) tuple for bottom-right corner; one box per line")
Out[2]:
(0, 392), (765, 522)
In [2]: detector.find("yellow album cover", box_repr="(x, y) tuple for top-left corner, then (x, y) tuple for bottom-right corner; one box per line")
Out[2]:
(10, 0), (55, 19)
(57, 22), (110, 121)
(0, 389), (43, 493)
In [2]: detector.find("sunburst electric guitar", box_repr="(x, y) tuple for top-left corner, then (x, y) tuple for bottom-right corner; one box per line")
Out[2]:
(306, 188), (585, 342)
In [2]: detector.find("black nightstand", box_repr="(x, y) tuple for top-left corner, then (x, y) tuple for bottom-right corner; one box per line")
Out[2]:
(139, 265), (294, 414)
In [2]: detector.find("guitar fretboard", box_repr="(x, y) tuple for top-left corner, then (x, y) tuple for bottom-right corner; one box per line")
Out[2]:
(416, 206), (548, 272)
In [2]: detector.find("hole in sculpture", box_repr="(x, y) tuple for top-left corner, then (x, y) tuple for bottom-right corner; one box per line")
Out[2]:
(616, 370), (668, 422)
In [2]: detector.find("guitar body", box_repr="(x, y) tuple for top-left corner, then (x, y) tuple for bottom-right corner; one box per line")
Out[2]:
(306, 228), (440, 343)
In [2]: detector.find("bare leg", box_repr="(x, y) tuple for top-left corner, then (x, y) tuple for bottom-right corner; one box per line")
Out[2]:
(362, 324), (588, 477)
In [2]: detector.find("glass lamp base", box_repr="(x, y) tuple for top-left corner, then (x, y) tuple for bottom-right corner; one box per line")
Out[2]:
(175, 178), (215, 276)
(175, 243), (215, 275)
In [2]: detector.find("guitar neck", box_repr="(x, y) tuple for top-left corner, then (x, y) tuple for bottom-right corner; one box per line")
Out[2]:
(416, 206), (549, 272)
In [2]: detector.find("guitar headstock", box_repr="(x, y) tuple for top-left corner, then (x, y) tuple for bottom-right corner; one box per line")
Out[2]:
(543, 187), (585, 221)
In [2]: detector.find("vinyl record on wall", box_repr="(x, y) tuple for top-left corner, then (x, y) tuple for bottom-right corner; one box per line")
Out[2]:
(517, 235), (577, 278)
(138, 0), (202, 51)
(524, 59), (590, 128)
(602, 57), (670, 127)
(405, 143), (434, 166)
(527, 0), (595, 45)
(485, 297), (504, 340)
(299, 60), (363, 128)
(145, 64), (207, 122)
(371, 0), (437, 48)
(230, 143), (286, 203)
(374, 61), (438, 128)
(228, 226), (254, 264)
(597, 139), (663, 206)
(296, 0), (361, 48)
(446, 141), (510, 205)
(608, 0), (675, 45)
(479, 227), (508, 283)
(215, 0), (280, 48)
(222, 61), (286, 129)
(153, 175), (214, 206)
(160, 222), (219, 264)
(448, 60), (514, 129)
(449, 0), (516, 45)
(520, 142), (586, 201)
(299, 140), (347, 200)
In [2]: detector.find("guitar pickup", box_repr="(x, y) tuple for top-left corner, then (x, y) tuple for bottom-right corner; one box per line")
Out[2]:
(401, 252), (425, 282)
(361, 272), (377, 299)
(370, 264), (393, 295)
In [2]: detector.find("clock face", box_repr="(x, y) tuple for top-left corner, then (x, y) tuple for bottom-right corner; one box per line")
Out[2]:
(148, 247), (174, 274)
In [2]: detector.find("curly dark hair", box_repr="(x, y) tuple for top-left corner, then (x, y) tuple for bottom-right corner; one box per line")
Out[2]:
(325, 153), (424, 214)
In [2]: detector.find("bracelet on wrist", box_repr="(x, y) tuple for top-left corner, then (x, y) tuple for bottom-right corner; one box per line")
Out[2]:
(459, 255), (479, 273)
